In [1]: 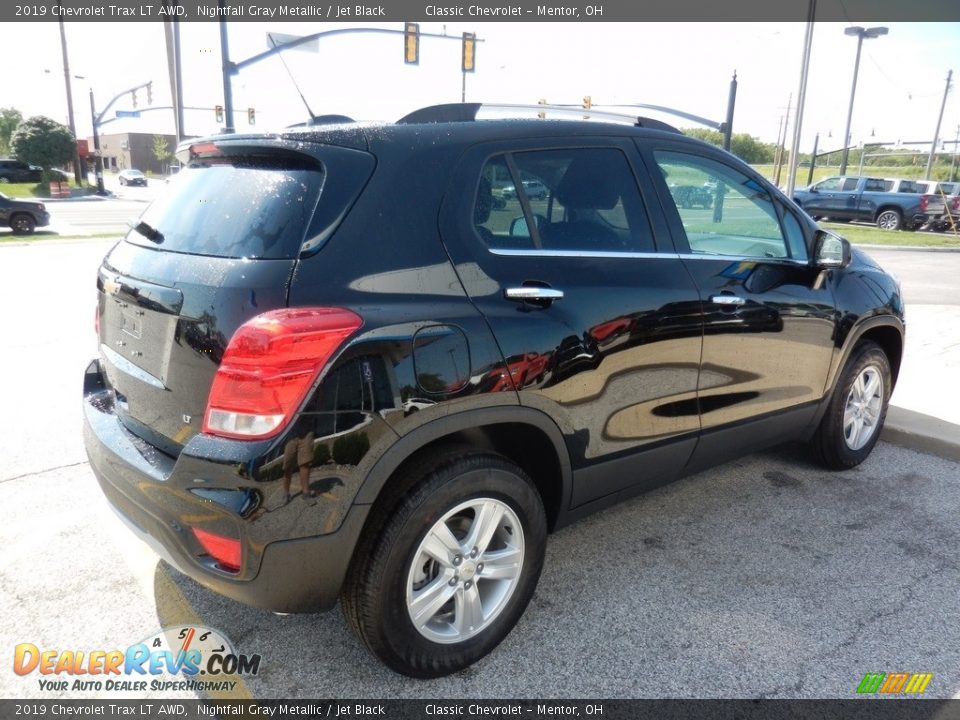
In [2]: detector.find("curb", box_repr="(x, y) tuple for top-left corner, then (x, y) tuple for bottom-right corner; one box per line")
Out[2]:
(881, 406), (960, 463)
(856, 244), (960, 253)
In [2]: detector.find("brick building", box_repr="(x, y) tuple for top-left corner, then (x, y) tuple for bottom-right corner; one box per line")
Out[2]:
(85, 132), (177, 175)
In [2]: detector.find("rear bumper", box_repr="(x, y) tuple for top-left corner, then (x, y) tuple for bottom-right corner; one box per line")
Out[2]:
(82, 359), (368, 613)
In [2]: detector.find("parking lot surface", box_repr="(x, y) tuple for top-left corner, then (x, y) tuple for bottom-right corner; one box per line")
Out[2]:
(1, 239), (958, 699)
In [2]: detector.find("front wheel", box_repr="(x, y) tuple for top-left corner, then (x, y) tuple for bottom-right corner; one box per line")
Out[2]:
(876, 209), (903, 231)
(10, 213), (36, 235)
(812, 340), (892, 469)
(342, 449), (547, 678)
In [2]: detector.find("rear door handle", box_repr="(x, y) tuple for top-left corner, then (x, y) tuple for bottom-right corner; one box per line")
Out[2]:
(710, 294), (746, 306)
(505, 287), (564, 301)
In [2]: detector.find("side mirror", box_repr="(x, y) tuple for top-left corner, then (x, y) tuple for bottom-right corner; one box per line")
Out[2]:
(814, 229), (851, 269)
(510, 216), (529, 237)
(808, 185), (819, 193)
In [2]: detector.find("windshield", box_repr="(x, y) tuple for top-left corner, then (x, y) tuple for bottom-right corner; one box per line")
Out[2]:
(125, 159), (323, 259)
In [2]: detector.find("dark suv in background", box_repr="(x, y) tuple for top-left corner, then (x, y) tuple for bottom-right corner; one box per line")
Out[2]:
(83, 103), (904, 678)
(0, 158), (43, 183)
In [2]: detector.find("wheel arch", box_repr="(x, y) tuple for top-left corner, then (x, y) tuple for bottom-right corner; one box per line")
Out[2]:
(805, 314), (904, 441)
(353, 407), (572, 533)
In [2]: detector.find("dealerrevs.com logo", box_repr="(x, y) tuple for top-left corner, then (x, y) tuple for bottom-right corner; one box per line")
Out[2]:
(13, 626), (260, 693)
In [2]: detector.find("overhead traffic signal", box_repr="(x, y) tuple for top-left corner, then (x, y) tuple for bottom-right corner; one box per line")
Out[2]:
(583, 96), (592, 110)
(248, 108), (256, 125)
(404, 22), (419, 65)
(462, 32), (476, 73)
(215, 105), (224, 123)
(146, 82), (153, 105)
(131, 91), (138, 109)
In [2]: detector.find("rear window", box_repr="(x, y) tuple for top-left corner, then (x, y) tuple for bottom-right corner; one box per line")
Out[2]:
(126, 157), (323, 259)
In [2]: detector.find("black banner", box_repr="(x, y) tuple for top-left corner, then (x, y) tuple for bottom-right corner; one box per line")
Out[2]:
(5, 0), (960, 23)
(2, 700), (960, 720)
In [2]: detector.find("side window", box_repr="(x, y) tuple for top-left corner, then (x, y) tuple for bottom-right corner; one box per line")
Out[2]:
(864, 178), (886, 192)
(473, 148), (655, 253)
(840, 178), (861, 191)
(780, 207), (809, 262)
(654, 151), (790, 259)
(814, 177), (843, 192)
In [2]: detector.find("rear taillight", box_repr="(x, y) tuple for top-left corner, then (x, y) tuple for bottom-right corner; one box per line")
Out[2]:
(94, 301), (99, 338)
(191, 527), (241, 572)
(952, 197), (960, 211)
(920, 195), (929, 211)
(203, 307), (362, 440)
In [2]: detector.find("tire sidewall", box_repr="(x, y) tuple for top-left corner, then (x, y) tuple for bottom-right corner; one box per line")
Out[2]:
(824, 343), (892, 467)
(374, 462), (546, 675)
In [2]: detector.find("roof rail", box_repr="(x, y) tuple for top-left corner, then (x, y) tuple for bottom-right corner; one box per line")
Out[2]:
(396, 102), (681, 133)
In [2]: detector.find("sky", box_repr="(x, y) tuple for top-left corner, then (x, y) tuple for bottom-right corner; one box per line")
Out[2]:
(4, 20), (959, 157)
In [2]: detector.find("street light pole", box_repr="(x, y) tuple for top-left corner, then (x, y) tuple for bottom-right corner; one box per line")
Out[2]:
(839, 26), (887, 176)
(89, 89), (105, 195)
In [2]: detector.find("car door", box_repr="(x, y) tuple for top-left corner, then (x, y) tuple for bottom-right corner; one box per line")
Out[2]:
(642, 143), (837, 469)
(439, 137), (704, 510)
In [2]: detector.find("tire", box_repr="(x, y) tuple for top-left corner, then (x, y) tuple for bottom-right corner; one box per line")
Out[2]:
(10, 213), (36, 235)
(342, 447), (547, 678)
(812, 340), (892, 470)
(876, 209), (903, 231)
(119, 177), (126, 186)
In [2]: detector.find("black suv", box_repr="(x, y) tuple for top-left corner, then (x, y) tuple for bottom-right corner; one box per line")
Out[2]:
(0, 158), (43, 184)
(83, 104), (904, 678)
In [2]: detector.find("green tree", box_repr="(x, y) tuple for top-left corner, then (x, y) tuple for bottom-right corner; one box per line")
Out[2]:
(682, 127), (776, 164)
(10, 116), (75, 180)
(152, 135), (174, 172)
(0, 107), (23, 156)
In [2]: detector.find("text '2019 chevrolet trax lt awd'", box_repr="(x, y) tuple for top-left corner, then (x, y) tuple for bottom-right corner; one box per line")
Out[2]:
(83, 103), (904, 678)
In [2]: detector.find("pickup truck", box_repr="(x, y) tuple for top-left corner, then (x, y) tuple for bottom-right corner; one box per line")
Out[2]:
(792, 175), (941, 231)
(915, 180), (960, 232)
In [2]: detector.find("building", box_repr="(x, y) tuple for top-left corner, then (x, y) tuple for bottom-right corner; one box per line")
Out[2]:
(84, 132), (177, 175)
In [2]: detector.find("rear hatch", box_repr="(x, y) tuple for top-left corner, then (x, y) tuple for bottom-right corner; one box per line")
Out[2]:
(97, 138), (374, 456)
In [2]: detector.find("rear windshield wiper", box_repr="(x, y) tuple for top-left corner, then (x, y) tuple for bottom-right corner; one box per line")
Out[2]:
(128, 219), (164, 244)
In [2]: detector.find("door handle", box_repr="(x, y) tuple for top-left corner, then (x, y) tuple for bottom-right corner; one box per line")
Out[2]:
(710, 294), (746, 306)
(505, 287), (564, 301)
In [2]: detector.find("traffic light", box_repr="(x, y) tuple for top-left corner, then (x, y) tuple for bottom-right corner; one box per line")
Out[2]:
(462, 32), (476, 73)
(215, 105), (224, 123)
(404, 22), (419, 65)
(583, 96), (592, 110)
(248, 108), (256, 126)
(146, 82), (153, 105)
(131, 91), (138, 109)
(538, 98), (547, 119)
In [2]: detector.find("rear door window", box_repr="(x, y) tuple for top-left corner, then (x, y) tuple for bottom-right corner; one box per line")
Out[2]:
(473, 148), (655, 253)
(127, 156), (323, 259)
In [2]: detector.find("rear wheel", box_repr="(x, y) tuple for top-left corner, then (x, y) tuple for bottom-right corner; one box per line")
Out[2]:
(876, 209), (903, 231)
(10, 213), (36, 235)
(812, 340), (892, 469)
(342, 448), (546, 678)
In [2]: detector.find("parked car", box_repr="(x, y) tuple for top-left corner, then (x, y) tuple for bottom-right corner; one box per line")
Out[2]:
(118, 168), (147, 186)
(501, 179), (548, 200)
(83, 104), (904, 679)
(0, 158), (43, 184)
(0, 192), (49, 234)
(792, 175), (939, 230)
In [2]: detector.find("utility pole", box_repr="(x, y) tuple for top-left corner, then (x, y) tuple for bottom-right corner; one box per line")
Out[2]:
(775, 93), (792, 186)
(925, 69), (952, 179)
(219, 7), (235, 134)
(807, 132), (819, 187)
(949, 124), (960, 182)
(58, 15), (83, 185)
(840, 26), (888, 175)
(772, 114), (786, 180)
(786, 4), (816, 198)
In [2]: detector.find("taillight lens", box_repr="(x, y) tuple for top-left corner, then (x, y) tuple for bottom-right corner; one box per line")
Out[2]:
(952, 197), (960, 211)
(203, 307), (362, 439)
(920, 195), (929, 211)
(191, 527), (241, 572)
(94, 300), (100, 338)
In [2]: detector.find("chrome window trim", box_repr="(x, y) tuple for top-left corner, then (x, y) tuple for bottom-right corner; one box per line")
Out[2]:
(489, 248), (674, 259)
(488, 247), (810, 266)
